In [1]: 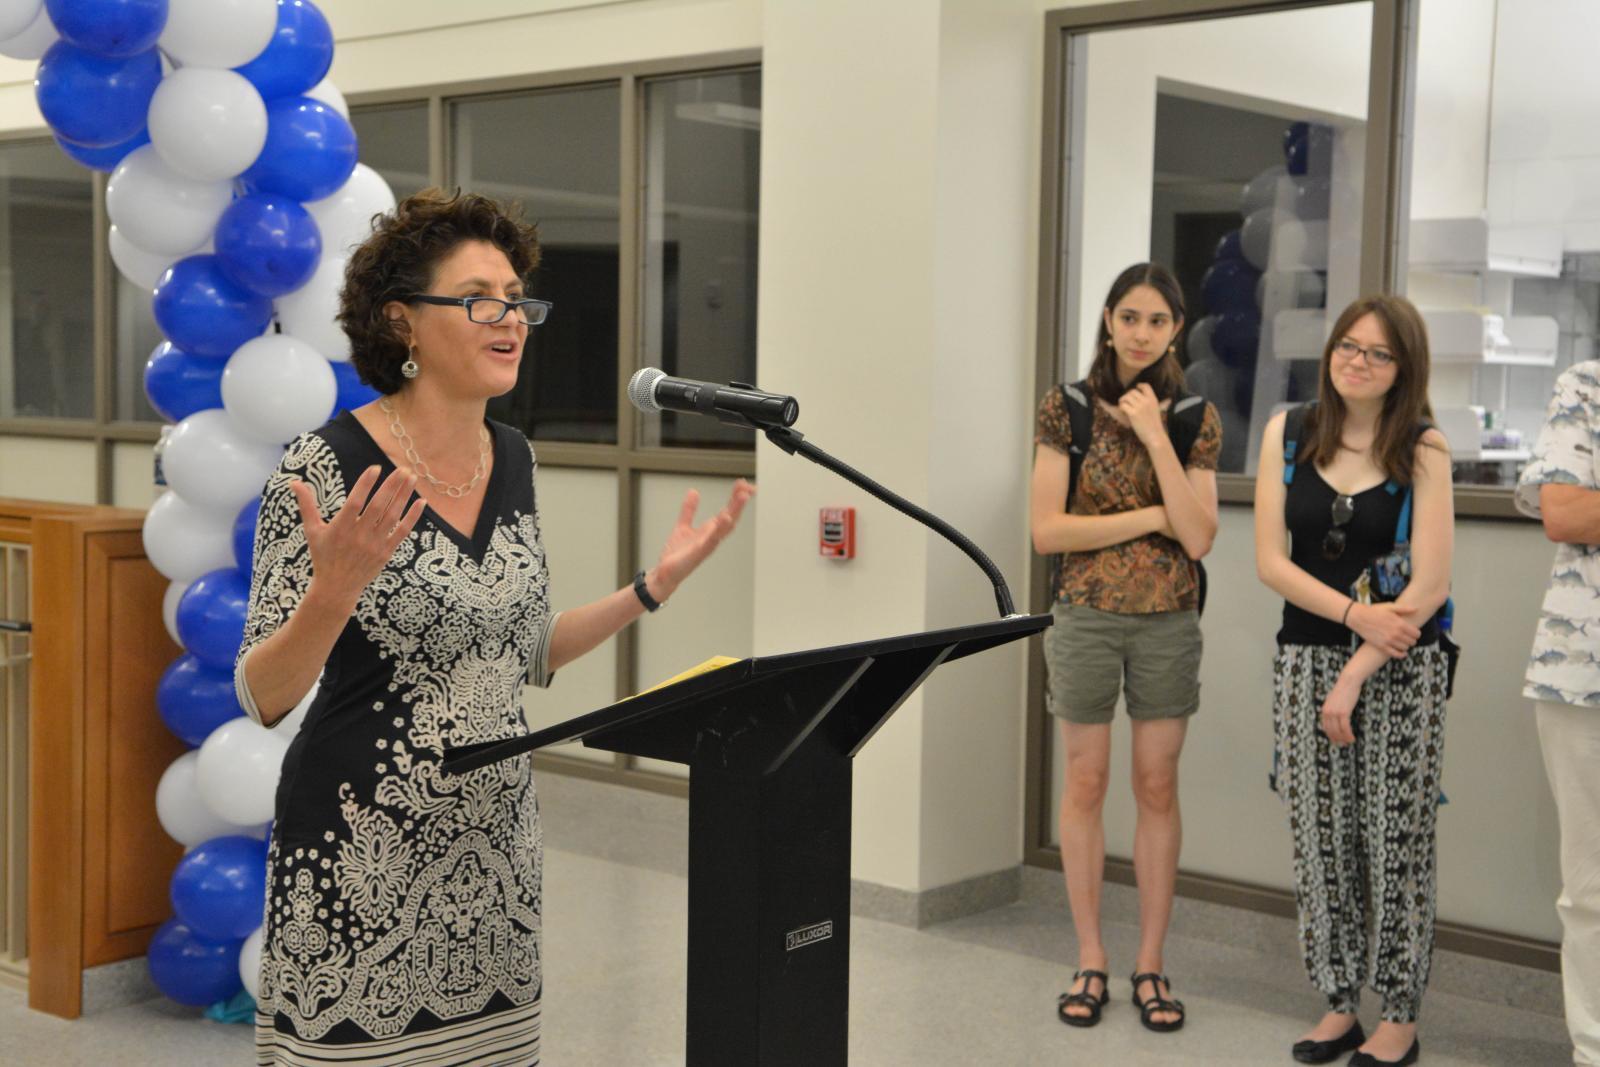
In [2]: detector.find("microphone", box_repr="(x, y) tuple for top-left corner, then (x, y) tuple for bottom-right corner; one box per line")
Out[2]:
(628, 367), (799, 429)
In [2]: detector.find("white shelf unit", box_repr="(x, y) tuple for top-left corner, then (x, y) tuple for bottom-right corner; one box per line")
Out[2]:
(1424, 309), (1557, 366)
(1408, 217), (1563, 279)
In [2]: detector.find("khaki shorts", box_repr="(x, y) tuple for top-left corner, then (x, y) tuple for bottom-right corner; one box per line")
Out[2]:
(1044, 601), (1202, 725)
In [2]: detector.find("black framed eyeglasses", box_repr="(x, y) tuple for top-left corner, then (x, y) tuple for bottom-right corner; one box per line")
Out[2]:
(1322, 493), (1355, 560)
(1331, 338), (1395, 367)
(407, 294), (553, 326)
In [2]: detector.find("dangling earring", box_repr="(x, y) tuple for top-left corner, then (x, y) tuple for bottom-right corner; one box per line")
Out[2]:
(1167, 343), (1176, 355)
(401, 347), (420, 380)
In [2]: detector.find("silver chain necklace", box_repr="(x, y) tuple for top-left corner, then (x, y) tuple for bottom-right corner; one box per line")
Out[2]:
(378, 397), (490, 499)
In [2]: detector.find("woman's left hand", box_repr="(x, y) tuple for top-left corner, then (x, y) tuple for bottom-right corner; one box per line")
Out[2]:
(1319, 682), (1359, 746)
(647, 478), (756, 603)
(1118, 383), (1166, 448)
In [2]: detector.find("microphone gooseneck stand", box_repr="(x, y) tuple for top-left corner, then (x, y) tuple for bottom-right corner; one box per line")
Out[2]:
(761, 424), (1016, 619)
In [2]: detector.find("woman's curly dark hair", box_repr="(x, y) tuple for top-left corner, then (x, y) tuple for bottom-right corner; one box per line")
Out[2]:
(339, 187), (541, 395)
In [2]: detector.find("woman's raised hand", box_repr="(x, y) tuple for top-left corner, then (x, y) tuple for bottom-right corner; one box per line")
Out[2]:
(1117, 383), (1166, 448)
(292, 465), (426, 608)
(1347, 601), (1421, 659)
(648, 478), (756, 602)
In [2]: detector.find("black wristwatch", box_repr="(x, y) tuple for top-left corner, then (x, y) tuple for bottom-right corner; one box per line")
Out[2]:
(632, 570), (662, 612)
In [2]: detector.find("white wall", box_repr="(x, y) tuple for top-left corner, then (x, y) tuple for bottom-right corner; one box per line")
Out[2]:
(1487, 0), (1600, 250)
(1073, 6), (1371, 374)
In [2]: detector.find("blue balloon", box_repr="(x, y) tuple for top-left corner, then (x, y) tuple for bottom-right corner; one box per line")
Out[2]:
(235, 0), (334, 101)
(1212, 310), (1262, 366)
(241, 96), (358, 202)
(53, 126), (149, 173)
(158, 654), (246, 748)
(1201, 258), (1260, 315)
(1282, 121), (1310, 162)
(233, 497), (261, 574)
(147, 917), (244, 1007)
(34, 41), (161, 149)
(46, 0), (167, 57)
(171, 835), (268, 941)
(215, 194), (323, 298)
(330, 360), (379, 416)
(1214, 229), (1244, 263)
(153, 255), (275, 359)
(1286, 122), (1334, 178)
(144, 341), (224, 422)
(176, 566), (251, 670)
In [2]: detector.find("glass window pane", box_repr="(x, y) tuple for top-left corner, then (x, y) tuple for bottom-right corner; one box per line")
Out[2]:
(639, 70), (761, 451)
(456, 86), (621, 445)
(0, 141), (94, 419)
(114, 274), (163, 422)
(1401, 0), (1585, 488)
(351, 103), (432, 202)
(1063, 4), (1373, 474)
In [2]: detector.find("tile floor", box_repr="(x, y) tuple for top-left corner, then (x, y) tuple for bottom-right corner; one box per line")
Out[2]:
(0, 771), (1574, 1066)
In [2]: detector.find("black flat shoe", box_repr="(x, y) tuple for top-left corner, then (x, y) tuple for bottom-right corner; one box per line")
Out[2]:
(1348, 1039), (1420, 1066)
(1056, 969), (1109, 1028)
(1291, 1018), (1365, 1064)
(1130, 971), (1185, 1033)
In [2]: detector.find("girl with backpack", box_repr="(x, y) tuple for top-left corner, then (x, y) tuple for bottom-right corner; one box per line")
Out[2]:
(1254, 294), (1453, 1067)
(1031, 262), (1221, 1035)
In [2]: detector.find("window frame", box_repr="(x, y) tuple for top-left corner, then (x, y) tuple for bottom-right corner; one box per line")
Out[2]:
(1026, 0), (1554, 974)
(0, 51), (760, 797)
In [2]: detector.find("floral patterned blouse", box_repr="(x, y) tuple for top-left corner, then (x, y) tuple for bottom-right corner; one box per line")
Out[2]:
(1035, 385), (1221, 614)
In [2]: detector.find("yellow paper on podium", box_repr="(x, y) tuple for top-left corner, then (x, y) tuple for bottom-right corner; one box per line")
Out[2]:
(637, 655), (741, 697)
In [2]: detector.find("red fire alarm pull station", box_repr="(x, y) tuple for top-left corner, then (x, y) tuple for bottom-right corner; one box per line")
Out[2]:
(819, 507), (855, 559)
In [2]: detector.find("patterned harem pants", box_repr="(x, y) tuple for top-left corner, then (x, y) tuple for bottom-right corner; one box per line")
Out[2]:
(1272, 643), (1450, 1023)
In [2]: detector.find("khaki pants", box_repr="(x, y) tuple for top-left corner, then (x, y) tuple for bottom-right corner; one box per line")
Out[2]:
(1537, 700), (1600, 1066)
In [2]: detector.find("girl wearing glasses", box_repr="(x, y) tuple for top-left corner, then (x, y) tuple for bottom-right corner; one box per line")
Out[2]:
(1031, 262), (1221, 1035)
(1254, 294), (1453, 1067)
(236, 188), (752, 1066)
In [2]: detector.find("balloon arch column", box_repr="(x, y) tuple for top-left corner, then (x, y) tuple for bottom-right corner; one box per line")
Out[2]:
(7, 0), (395, 1014)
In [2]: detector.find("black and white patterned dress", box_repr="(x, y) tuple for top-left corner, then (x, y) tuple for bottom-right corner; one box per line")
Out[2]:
(236, 411), (558, 1066)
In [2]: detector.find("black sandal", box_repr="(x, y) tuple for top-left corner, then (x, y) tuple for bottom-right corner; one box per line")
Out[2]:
(1130, 971), (1186, 1033)
(1056, 969), (1109, 1028)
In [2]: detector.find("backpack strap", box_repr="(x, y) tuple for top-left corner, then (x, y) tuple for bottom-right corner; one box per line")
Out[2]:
(1061, 380), (1094, 508)
(1281, 402), (1312, 486)
(1168, 391), (1206, 467)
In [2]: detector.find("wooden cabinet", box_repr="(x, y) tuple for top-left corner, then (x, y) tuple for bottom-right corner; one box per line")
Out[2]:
(0, 499), (184, 1019)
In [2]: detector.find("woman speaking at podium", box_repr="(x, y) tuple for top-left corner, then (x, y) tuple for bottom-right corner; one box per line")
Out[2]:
(234, 188), (752, 1065)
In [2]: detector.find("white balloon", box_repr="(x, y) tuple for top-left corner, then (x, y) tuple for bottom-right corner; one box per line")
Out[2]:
(0, 0), (42, 41)
(0, 2), (53, 60)
(306, 165), (396, 259)
(157, 750), (259, 848)
(1240, 207), (1283, 271)
(308, 78), (348, 119)
(276, 254), (350, 361)
(163, 408), (284, 514)
(163, 578), (191, 647)
(143, 490), (237, 583)
(110, 225), (195, 293)
(223, 335), (337, 444)
(159, 0), (277, 68)
(1240, 164), (1289, 217)
(239, 927), (263, 999)
(195, 716), (289, 826)
(106, 146), (234, 257)
(148, 69), (268, 183)
(275, 676), (319, 741)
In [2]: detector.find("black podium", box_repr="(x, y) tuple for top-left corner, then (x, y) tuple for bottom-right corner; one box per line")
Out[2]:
(444, 612), (1048, 1065)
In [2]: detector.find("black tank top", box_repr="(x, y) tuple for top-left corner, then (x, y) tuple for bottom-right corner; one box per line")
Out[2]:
(1278, 463), (1440, 648)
